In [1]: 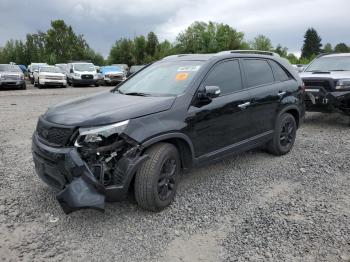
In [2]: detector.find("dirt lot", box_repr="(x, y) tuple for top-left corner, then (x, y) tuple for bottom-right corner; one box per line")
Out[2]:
(0, 83), (350, 262)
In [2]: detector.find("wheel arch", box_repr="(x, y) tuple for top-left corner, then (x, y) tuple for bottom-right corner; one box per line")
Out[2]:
(141, 133), (195, 171)
(279, 105), (301, 128)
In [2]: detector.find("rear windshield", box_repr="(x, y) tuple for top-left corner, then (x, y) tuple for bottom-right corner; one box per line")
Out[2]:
(0, 64), (21, 72)
(306, 56), (350, 72)
(118, 61), (203, 96)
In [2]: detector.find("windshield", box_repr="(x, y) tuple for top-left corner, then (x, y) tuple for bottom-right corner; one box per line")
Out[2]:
(0, 64), (22, 72)
(118, 61), (203, 96)
(40, 66), (61, 73)
(306, 56), (350, 72)
(73, 63), (95, 72)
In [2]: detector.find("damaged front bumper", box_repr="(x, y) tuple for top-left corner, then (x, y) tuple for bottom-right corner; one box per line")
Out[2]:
(305, 88), (350, 115)
(32, 134), (147, 214)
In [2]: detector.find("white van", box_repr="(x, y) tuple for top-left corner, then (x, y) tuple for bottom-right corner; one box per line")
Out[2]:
(67, 62), (99, 87)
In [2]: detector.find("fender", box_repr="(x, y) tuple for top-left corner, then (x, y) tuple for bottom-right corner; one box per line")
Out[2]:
(141, 132), (195, 160)
(277, 103), (302, 127)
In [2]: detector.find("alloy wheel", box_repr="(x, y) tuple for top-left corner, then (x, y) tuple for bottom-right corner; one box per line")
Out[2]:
(157, 158), (177, 201)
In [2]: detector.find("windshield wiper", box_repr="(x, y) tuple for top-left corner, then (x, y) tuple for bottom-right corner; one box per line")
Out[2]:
(124, 92), (150, 97)
(330, 69), (347, 71)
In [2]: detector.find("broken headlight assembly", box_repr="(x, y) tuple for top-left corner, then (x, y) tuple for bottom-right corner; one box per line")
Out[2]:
(335, 79), (350, 91)
(74, 120), (129, 148)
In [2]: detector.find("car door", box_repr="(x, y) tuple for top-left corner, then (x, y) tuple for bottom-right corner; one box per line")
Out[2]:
(186, 59), (255, 158)
(241, 58), (282, 136)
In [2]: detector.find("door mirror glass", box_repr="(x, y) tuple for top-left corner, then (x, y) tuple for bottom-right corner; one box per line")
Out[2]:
(70, 68), (74, 73)
(204, 85), (220, 98)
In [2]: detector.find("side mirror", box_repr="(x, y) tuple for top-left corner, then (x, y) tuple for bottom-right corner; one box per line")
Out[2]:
(196, 86), (220, 106)
(70, 69), (74, 73)
(204, 86), (220, 99)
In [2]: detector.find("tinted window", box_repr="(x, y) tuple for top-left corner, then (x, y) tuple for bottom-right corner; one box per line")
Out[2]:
(203, 60), (243, 95)
(269, 61), (290, 82)
(244, 59), (274, 87)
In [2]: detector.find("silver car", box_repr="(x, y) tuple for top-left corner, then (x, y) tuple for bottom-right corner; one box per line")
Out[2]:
(0, 64), (26, 90)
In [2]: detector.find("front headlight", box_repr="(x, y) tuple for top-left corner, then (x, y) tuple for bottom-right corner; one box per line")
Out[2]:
(335, 79), (350, 90)
(40, 75), (46, 79)
(73, 73), (80, 79)
(74, 120), (129, 147)
(20, 74), (24, 80)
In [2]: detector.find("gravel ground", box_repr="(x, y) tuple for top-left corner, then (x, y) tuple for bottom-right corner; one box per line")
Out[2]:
(0, 84), (349, 262)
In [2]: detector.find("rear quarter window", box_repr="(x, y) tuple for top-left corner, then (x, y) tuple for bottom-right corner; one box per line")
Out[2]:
(243, 59), (274, 88)
(269, 60), (291, 82)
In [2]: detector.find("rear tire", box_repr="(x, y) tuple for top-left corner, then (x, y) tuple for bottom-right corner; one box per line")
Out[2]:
(267, 113), (297, 156)
(134, 143), (180, 212)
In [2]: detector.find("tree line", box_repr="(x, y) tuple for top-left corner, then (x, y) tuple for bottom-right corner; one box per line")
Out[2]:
(0, 20), (349, 67)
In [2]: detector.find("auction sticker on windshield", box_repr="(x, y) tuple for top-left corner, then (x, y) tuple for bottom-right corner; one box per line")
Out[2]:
(177, 66), (201, 72)
(175, 72), (189, 81)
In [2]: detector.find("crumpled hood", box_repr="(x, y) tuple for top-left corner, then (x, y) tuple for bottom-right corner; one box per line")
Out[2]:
(44, 90), (176, 126)
(300, 71), (350, 79)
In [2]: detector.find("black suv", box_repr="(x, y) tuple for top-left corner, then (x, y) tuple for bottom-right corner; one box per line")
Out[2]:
(32, 51), (305, 214)
(300, 53), (350, 116)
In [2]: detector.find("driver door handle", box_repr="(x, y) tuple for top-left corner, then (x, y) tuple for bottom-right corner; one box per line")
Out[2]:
(238, 102), (251, 109)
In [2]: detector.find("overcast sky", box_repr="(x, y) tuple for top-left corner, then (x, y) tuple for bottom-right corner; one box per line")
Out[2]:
(1, 0), (349, 58)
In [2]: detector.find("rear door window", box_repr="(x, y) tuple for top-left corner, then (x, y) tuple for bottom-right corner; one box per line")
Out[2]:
(203, 60), (243, 95)
(243, 59), (274, 88)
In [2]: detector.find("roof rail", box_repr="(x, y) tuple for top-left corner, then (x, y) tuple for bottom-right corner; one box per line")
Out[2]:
(217, 50), (280, 57)
(162, 54), (193, 60)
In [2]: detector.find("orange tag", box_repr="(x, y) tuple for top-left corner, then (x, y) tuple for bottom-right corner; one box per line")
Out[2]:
(175, 72), (189, 81)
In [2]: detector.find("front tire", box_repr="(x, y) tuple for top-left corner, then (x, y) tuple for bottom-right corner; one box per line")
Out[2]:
(134, 143), (180, 212)
(267, 113), (297, 156)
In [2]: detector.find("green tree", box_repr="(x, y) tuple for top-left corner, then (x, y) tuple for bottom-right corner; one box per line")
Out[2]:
(323, 43), (333, 53)
(133, 35), (147, 64)
(301, 28), (322, 59)
(250, 35), (273, 51)
(176, 21), (245, 53)
(108, 38), (134, 65)
(274, 44), (288, 57)
(286, 53), (299, 64)
(45, 20), (90, 64)
(146, 32), (159, 57)
(334, 43), (349, 53)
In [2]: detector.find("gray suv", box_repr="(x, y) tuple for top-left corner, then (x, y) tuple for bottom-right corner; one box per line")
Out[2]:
(300, 53), (350, 116)
(0, 64), (26, 90)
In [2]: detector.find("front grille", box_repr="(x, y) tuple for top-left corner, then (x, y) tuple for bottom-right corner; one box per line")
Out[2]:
(36, 118), (75, 146)
(81, 74), (93, 79)
(46, 76), (63, 80)
(3, 75), (19, 80)
(303, 79), (333, 92)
